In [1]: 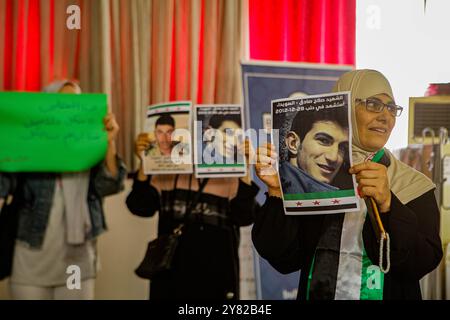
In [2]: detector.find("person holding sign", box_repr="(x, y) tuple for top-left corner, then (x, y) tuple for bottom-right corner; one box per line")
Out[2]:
(0, 80), (127, 300)
(252, 70), (442, 300)
(126, 133), (259, 300)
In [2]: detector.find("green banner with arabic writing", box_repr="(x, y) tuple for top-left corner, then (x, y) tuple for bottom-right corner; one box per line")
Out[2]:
(0, 92), (108, 172)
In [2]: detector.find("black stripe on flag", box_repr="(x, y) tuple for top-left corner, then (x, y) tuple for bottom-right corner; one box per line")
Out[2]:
(286, 203), (358, 212)
(309, 213), (345, 300)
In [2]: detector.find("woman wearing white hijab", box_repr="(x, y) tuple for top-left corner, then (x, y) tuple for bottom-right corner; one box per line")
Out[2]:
(252, 69), (443, 300)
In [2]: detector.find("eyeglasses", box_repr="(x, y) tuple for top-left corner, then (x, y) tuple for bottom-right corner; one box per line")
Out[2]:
(355, 98), (403, 117)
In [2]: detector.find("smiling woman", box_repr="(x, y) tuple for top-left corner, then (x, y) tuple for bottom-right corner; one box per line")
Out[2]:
(252, 69), (443, 300)
(355, 95), (399, 152)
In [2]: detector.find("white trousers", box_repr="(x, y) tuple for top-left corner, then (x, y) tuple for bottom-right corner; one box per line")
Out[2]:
(9, 279), (95, 300)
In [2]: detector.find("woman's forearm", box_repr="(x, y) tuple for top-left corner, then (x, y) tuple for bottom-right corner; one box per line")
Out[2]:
(104, 141), (118, 178)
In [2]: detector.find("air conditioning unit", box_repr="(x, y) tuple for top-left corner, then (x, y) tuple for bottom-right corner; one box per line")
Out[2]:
(409, 96), (450, 145)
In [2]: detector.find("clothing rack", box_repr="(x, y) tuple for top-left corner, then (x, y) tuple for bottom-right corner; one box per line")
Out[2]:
(436, 127), (450, 300)
(411, 127), (450, 299)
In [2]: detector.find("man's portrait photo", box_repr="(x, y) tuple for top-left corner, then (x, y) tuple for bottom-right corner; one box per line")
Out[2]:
(143, 102), (192, 174)
(194, 105), (246, 178)
(272, 92), (359, 215)
(279, 107), (352, 194)
(145, 114), (176, 157)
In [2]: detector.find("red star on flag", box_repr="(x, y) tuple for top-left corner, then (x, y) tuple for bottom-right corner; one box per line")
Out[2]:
(296, 202), (302, 207)
(332, 199), (340, 204)
(313, 201), (320, 205)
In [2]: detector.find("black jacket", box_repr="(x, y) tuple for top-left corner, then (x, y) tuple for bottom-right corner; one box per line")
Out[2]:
(252, 190), (443, 300)
(126, 175), (259, 300)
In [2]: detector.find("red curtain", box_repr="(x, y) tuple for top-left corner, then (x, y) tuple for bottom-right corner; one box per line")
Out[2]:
(1, 0), (80, 92)
(249, 0), (355, 65)
(2, 0), (356, 92)
(3, 0), (44, 91)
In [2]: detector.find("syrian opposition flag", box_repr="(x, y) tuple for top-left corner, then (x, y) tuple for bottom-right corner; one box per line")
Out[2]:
(306, 198), (385, 300)
(304, 149), (388, 299)
(283, 189), (359, 214)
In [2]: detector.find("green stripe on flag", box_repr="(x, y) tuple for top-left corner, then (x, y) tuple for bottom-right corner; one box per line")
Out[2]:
(359, 248), (384, 300)
(306, 254), (316, 301)
(372, 148), (385, 163)
(197, 164), (245, 168)
(359, 148), (385, 300)
(283, 189), (355, 200)
(150, 103), (190, 110)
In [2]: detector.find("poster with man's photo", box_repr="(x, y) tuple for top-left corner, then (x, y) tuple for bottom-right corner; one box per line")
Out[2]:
(272, 92), (360, 215)
(142, 101), (193, 175)
(194, 104), (246, 178)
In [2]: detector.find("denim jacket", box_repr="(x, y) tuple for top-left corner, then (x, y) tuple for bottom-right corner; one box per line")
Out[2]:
(0, 173), (15, 200)
(0, 157), (127, 249)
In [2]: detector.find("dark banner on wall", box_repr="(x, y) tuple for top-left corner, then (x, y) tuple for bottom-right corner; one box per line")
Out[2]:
(241, 60), (352, 300)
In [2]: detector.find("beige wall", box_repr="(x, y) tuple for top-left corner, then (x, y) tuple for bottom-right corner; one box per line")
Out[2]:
(0, 179), (158, 300)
